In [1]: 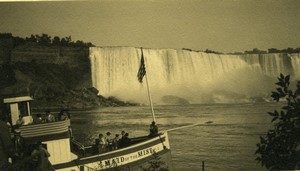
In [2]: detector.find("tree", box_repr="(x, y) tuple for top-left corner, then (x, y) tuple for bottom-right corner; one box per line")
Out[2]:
(268, 48), (280, 53)
(245, 48), (267, 54)
(286, 47), (294, 53)
(255, 74), (300, 170)
(60, 36), (72, 46)
(0, 33), (12, 38)
(13, 36), (25, 47)
(38, 33), (51, 46)
(204, 49), (222, 54)
(85, 42), (95, 47)
(25, 34), (37, 43)
(60, 37), (68, 46)
(52, 36), (61, 46)
(66, 35), (72, 43)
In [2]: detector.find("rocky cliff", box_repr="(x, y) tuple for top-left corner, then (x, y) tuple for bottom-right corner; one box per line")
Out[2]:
(0, 42), (136, 109)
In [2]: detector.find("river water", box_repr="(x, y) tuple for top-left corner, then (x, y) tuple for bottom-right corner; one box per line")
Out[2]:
(70, 103), (282, 171)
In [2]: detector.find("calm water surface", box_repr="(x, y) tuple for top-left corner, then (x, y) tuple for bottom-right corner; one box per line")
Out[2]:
(70, 103), (281, 171)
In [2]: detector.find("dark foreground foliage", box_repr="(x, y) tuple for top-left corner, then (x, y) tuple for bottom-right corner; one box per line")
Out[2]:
(255, 74), (300, 170)
(142, 152), (169, 171)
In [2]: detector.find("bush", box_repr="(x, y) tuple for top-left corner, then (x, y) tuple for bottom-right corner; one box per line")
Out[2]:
(142, 152), (169, 171)
(255, 74), (300, 170)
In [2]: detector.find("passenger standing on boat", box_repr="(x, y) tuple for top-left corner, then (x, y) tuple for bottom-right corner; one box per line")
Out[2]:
(149, 121), (158, 137)
(119, 133), (131, 148)
(121, 130), (126, 139)
(123, 133), (131, 147)
(16, 115), (25, 126)
(118, 131), (126, 148)
(0, 116), (15, 171)
(98, 134), (106, 153)
(112, 134), (120, 150)
(45, 111), (55, 123)
(105, 132), (113, 151)
(31, 141), (53, 171)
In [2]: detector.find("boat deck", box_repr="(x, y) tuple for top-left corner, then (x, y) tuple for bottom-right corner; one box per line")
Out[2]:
(70, 135), (158, 157)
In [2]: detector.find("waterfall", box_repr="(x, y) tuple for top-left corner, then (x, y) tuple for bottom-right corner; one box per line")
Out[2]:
(89, 47), (300, 104)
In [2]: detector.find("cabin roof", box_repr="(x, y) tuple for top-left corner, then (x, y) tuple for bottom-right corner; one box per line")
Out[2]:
(3, 96), (33, 103)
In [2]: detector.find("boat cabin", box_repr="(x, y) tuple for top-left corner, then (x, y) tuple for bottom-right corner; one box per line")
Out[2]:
(1, 96), (172, 171)
(3, 96), (33, 126)
(2, 96), (78, 170)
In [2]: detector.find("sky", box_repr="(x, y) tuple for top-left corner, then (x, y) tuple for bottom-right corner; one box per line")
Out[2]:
(0, 0), (299, 53)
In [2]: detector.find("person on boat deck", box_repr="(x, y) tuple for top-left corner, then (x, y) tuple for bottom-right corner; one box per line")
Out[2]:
(94, 138), (100, 154)
(31, 141), (53, 171)
(34, 114), (44, 124)
(121, 130), (126, 139)
(97, 133), (106, 153)
(16, 115), (25, 126)
(6, 120), (13, 139)
(112, 134), (120, 150)
(58, 109), (69, 121)
(13, 130), (24, 156)
(105, 132), (113, 151)
(0, 115), (15, 171)
(119, 133), (131, 148)
(45, 111), (55, 123)
(149, 121), (159, 137)
(3, 114), (13, 139)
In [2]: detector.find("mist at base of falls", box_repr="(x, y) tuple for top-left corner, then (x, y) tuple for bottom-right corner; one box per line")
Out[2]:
(90, 47), (300, 104)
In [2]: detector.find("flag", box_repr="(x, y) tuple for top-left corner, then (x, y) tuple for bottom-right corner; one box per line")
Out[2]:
(137, 49), (146, 83)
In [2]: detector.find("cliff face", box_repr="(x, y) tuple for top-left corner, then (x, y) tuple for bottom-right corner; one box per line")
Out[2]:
(11, 44), (89, 67)
(0, 43), (135, 109)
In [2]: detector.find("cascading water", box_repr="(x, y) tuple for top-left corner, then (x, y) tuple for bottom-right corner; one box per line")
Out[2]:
(89, 47), (300, 104)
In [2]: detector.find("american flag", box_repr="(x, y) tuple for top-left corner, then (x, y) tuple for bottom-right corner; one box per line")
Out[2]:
(137, 49), (146, 83)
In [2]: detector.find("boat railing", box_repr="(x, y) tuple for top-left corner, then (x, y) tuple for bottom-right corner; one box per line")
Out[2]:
(71, 139), (88, 157)
(71, 139), (104, 157)
(71, 134), (162, 157)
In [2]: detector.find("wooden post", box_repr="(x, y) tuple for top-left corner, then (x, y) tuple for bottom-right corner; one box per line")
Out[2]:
(202, 161), (205, 171)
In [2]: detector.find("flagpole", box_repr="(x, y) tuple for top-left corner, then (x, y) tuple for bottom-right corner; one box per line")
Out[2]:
(138, 48), (156, 123)
(144, 71), (156, 123)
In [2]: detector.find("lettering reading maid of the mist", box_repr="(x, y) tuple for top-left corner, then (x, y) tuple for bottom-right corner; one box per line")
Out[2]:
(97, 147), (157, 169)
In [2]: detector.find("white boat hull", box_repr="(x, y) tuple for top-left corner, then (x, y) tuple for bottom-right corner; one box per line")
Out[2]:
(54, 132), (172, 171)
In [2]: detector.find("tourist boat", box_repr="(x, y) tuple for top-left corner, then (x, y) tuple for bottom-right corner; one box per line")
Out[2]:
(2, 96), (173, 171)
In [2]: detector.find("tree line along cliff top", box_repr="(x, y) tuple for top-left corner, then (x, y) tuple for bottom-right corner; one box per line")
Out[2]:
(0, 33), (95, 48)
(1, 33), (299, 57)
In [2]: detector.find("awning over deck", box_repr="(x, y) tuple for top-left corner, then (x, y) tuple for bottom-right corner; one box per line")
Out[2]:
(3, 96), (33, 103)
(16, 119), (71, 142)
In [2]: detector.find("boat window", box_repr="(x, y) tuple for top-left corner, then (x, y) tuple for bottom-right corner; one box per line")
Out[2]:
(18, 102), (29, 116)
